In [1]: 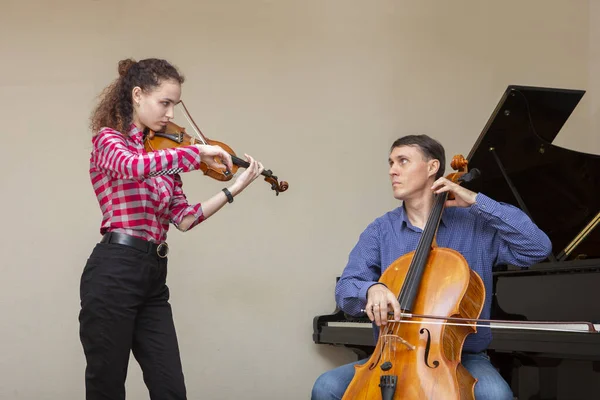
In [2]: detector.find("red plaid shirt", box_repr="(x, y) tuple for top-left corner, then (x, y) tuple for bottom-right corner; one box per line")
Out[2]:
(90, 124), (205, 243)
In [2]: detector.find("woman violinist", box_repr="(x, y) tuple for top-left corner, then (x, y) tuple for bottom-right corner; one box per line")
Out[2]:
(311, 135), (552, 399)
(79, 58), (264, 400)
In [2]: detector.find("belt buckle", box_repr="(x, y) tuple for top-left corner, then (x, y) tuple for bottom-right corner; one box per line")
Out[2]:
(157, 242), (169, 258)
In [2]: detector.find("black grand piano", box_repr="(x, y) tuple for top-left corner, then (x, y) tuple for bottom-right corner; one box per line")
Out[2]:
(312, 85), (600, 399)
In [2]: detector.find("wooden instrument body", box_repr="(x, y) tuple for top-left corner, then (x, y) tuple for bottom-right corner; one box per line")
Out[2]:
(143, 123), (238, 181)
(342, 247), (485, 400)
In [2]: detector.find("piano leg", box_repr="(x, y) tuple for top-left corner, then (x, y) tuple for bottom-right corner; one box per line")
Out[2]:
(488, 352), (569, 400)
(488, 350), (521, 398)
(536, 363), (559, 400)
(519, 357), (561, 400)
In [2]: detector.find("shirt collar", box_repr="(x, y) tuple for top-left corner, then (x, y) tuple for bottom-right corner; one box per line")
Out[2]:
(127, 123), (144, 144)
(398, 202), (450, 231)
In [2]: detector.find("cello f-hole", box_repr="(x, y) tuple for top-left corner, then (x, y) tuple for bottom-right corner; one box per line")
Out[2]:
(420, 328), (440, 369)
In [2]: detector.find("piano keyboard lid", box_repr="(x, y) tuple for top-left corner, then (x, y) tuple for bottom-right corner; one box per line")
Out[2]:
(464, 85), (600, 262)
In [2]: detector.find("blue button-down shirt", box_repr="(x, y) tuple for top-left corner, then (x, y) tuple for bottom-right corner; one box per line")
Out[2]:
(335, 193), (552, 353)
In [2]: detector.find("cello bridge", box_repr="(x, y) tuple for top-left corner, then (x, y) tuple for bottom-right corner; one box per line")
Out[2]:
(380, 334), (416, 351)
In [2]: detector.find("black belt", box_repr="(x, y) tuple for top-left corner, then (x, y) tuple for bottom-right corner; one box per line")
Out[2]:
(100, 232), (169, 258)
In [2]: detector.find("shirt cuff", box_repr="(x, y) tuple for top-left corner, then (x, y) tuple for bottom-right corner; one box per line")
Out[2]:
(175, 203), (204, 231)
(188, 203), (204, 223)
(186, 145), (202, 170)
(469, 193), (499, 219)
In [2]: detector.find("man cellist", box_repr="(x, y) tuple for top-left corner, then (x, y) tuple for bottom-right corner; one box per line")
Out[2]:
(311, 134), (552, 400)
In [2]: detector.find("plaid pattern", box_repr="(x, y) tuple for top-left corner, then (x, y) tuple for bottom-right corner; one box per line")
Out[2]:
(90, 125), (205, 243)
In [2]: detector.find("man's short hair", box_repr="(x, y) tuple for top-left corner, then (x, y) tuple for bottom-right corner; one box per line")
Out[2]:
(390, 135), (446, 179)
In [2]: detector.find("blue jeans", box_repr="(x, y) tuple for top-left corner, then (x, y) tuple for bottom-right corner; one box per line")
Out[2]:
(311, 352), (513, 400)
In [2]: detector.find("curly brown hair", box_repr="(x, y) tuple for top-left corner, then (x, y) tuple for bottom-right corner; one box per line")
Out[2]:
(90, 58), (185, 134)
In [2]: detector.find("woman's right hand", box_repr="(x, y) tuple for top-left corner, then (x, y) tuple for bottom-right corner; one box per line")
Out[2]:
(196, 144), (233, 172)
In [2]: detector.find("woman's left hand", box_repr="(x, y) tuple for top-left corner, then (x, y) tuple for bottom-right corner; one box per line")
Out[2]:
(229, 154), (264, 196)
(431, 177), (477, 208)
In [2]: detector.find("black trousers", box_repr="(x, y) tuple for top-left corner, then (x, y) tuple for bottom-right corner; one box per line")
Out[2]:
(79, 242), (187, 400)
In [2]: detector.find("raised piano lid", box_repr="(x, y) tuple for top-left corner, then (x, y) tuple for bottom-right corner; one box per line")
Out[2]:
(464, 85), (600, 261)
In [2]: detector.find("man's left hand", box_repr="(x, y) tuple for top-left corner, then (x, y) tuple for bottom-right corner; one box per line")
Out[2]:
(431, 177), (477, 208)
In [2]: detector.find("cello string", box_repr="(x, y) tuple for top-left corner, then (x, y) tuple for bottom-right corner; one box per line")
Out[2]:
(399, 191), (447, 310)
(405, 191), (446, 302)
(386, 172), (465, 354)
(392, 191), (447, 342)
(384, 324), (390, 365)
(373, 322), (392, 367)
(382, 318), (394, 365)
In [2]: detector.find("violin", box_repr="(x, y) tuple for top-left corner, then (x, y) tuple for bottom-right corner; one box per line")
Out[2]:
(144, 101), (288, 196)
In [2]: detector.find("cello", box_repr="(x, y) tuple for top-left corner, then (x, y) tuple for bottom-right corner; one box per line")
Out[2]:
(342, 155), (484, 400)
(143, 100), (288, 196)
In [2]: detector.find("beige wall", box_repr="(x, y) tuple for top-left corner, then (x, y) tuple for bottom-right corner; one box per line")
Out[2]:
(589, 0), (600, 150)
(0, 1), (597, 399)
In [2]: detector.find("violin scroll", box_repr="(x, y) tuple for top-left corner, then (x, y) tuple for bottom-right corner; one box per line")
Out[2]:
(263, 171), (289, 196)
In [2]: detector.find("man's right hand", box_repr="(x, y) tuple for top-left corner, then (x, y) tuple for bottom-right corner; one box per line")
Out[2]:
(366, 284), (402, 326)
